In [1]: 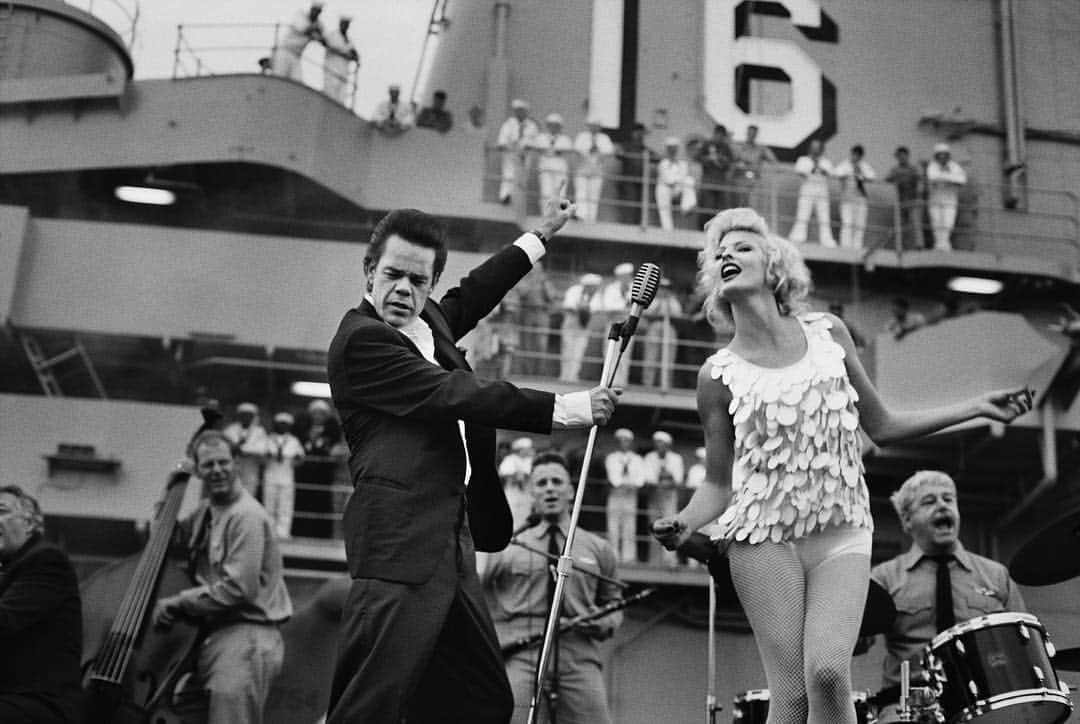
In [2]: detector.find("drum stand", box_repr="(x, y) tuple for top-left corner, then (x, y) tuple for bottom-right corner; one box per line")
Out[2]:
(706, 580), (723, 724)
(527, 322), (628, 724)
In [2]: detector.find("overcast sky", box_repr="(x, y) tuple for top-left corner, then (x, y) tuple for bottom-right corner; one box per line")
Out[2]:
(83, 0), (434, 117)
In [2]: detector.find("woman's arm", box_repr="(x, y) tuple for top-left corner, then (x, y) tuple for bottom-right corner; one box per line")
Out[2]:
(827, 313), (1033, 446)
(653, 364), (735, 547)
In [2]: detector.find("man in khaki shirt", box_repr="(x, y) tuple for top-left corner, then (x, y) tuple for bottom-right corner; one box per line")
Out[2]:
(865, 470), (1024, 722)
(154, 430), (292, 724)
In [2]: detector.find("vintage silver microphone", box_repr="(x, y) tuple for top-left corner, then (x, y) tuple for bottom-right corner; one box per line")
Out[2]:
(619, 262), (662, 343)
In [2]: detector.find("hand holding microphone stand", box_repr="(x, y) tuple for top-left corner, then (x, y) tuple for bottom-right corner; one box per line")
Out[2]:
(526, 264), (661, 724)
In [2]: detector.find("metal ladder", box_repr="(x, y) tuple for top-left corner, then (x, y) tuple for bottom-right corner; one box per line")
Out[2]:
(16, 328), (108, 399)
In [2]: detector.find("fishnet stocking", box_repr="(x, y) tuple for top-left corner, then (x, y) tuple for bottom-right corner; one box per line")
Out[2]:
(803, 553), (869, 724)
(729, 542), (809, 724)
(729, 540), (871, 724)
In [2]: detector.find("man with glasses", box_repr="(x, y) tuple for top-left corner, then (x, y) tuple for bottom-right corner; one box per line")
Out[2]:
(0, 486), (82, 724)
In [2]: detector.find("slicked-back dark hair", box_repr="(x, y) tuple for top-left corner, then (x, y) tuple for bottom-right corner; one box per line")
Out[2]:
(531, 450), (572, 477)
(364, 208), (449, 282)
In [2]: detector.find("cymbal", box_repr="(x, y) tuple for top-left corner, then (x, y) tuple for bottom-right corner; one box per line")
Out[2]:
(1009, 508), (1080, 586)
(861, 579), (896, 638)
(1054, 647), (1080, 672)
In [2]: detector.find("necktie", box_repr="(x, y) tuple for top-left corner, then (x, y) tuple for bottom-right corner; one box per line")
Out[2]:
(932, 554), (956, 632)
(546, 525), (562, 612)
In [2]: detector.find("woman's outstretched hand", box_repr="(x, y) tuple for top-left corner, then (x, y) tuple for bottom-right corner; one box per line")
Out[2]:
(978, 387), (1035, 423)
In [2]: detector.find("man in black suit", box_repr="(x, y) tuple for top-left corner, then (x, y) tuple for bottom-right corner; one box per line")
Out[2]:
(326, 194), (619, 724)
(0, 485), (82, 724)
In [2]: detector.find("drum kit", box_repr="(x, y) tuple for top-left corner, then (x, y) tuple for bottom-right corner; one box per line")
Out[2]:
(723, 508), (1080, 724)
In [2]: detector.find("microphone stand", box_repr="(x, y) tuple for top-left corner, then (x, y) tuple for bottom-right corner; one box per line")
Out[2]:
(527, 321), (625, 724)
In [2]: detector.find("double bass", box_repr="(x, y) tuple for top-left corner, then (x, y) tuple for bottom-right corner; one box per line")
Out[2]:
(80, 465), (209, 723)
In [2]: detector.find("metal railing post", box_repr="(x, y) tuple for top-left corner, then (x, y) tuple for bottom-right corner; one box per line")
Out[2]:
(639, 149), (649, 231)
(893, 193), (903, 257)
(172, 24), (182, 79)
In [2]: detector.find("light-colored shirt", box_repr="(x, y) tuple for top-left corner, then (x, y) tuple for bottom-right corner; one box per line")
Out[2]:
(794, 155), (834, 196)
(833, 159), (877, 200)
(657, 158), (693, 188)
(263, 432), (305, 486)
(599, 280), (631, 315)
(223, 422), (268, 458)
(176, 489), (293, 625)
(686, 462), (706, 489)
(643, 449), (685, 487)
(280, 9), (322, 54)
(372, 99), (415, 129)
(531, 132), (574, 171)
(498, 452), (533, 482)
(604, 450), (645, 488)
(497, 116), (539, 151)
(926, 159), (967, 196)
(480, 522), (622, 662)
(573, 130), (615, 176)
(870, 542), (1026, 688)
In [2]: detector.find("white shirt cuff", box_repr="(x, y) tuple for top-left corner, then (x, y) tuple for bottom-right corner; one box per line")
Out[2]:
(554, 391), (593, 427)
(514, 234), (547, 265)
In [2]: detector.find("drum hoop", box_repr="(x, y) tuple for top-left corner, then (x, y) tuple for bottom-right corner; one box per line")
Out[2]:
(929, 611), (1043, 650)
(735, 689), (771, 702)
(952, 688), (1072, 722)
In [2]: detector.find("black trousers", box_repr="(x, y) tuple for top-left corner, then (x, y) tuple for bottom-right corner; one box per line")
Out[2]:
(0, 693), (71, 724)
(327, 535), (513, 724)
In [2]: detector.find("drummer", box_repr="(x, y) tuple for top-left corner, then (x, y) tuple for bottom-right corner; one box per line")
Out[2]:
(862, 470), (1026, 722)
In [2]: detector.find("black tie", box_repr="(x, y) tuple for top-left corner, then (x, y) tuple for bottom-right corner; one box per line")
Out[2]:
(547, 525), (562, 611)
(932, 555), (956, 632)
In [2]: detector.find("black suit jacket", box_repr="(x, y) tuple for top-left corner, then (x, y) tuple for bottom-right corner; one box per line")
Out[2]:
(328, 244), (556, 584)
(0, 535), (83, 715)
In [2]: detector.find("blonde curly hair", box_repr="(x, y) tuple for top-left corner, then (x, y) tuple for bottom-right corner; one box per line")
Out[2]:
(697, 208), (812, 328)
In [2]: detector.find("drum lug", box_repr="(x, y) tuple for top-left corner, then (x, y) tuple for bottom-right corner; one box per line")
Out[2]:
(1020, 623), (1031, 641)
(955, 640), (965, 655)
(1034, 665), (1045, 684)
(968, 680), (979, 697)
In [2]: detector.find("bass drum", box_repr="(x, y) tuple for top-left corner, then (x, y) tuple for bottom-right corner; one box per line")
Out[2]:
(732, 688), (874, 723)
(924, 612), (1072, 724)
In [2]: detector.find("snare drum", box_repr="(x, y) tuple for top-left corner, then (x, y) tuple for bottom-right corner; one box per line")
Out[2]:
(924, 612), (1072, 723)
(732, 688), (873, 723)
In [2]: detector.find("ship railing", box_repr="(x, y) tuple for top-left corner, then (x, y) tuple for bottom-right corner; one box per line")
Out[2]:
(66, 0), (140, 49)
(285, 455), (715, 571)
(171, 22), (358, 111)
(483, 146), (1080, 274)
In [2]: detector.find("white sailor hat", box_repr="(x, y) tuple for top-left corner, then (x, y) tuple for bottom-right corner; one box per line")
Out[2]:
(652, 430), (673, 444)
(274, 412), (295, 425)
(581, 273), (603, 285)
(545, 113), (564, 125)
(614, 428), (634, 440)
(933, 142), (951, 154)
(511, 98), (529, 110)
(614, 262), (634, 276)
(237, 402), (258, 414)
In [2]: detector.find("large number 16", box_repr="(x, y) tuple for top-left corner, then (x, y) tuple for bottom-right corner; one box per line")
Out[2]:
(703, 0), (838, 159)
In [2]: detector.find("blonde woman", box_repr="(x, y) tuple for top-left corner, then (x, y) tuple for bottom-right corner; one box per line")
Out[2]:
(653, 207), (1032, 723)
